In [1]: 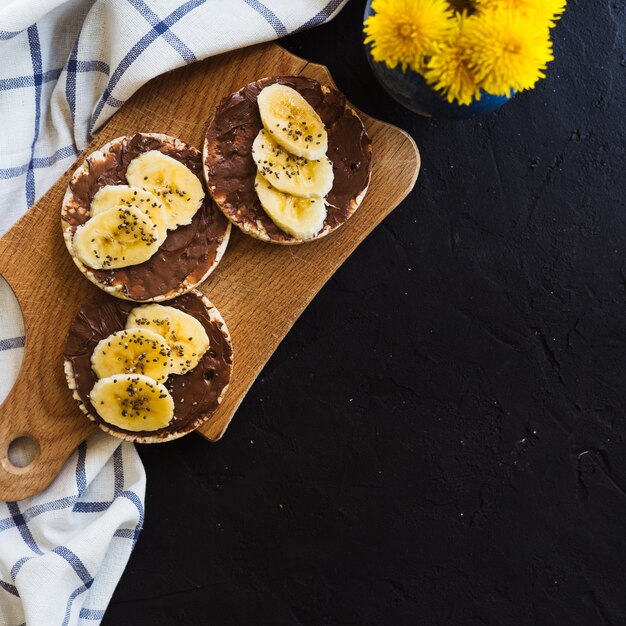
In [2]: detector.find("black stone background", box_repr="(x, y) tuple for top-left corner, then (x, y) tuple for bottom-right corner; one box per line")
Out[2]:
(105, 1), (626, 624)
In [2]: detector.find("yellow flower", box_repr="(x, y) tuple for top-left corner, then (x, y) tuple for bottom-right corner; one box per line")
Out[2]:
(364, 0), (454, 72)
(460, 10), (554, 95)
(423, 14), (481, 105)
(474, 0), (566, 26)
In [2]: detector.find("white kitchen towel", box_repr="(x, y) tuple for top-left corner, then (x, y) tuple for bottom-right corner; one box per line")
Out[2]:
(0, 432), (146, 626)
(0, 1), (348, 624)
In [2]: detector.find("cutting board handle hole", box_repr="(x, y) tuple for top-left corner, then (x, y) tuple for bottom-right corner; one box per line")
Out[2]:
(4, 435), (39, 474)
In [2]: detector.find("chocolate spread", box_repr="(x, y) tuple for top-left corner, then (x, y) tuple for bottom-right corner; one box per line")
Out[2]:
(204, 76), (372, 242)
(64, 292), (232, 438)
(63, 134), (229, 300)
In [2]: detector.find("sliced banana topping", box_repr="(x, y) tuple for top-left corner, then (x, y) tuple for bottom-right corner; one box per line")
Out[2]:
(91, 185), (168, 245)
(91, 328), (172, 383)
(90, 374), (174, 432)
(252, 129), (333, 199)
(253, 82), (335, 239)
(257, 84), (327, 160)
(126, 151), (204, 230)
(73, 205), (160, 270)
(126, 303), (210, 375)
(255, 172), (326, 240)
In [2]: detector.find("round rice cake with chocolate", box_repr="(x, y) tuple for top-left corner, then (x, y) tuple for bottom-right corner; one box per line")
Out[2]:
(203, 76), (372, 244)
(62, 133), (231, 301)
(64, 289), (232, 443)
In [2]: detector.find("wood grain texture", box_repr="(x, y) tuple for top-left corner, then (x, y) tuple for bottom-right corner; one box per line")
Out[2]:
(0, 43), (419, 501)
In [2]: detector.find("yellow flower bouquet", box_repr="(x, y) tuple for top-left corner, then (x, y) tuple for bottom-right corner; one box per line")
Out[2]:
(363, 0), (565, 118)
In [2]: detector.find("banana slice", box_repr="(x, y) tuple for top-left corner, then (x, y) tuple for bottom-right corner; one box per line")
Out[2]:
(252, 129), (333, 199)
(90, 374), (174, 432)
(91, 328), (172, 383)
(126, 151), (204, 230)
(73, 205), (160, 270)
(254, 172), (326, 240)
(126, 303), (210, 375)
(91, 185), (168, 245)
(257, 83), (328, 160)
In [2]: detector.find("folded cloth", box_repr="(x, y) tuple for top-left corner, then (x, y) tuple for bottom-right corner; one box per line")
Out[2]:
(0, 433), (145, 626)
(0, 1), (347, 624)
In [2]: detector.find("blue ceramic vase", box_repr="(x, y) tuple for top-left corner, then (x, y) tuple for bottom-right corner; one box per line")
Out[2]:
(363, 2), (512, 119)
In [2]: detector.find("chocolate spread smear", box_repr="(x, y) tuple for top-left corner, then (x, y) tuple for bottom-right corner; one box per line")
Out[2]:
(204, 76), (372, 242)
(63, 134), (229, 300)
(65, 292), (232, 439)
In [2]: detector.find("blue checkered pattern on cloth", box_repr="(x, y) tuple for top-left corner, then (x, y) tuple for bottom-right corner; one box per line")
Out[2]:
(0, 1), (347, 624)
(0, 432), (145, 626)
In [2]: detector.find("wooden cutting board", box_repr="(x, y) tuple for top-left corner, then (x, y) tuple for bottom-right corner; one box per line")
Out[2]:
(0, 43), (420, 501)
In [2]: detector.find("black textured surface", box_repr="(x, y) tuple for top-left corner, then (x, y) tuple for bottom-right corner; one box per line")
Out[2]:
(105, 1), (626, 624)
